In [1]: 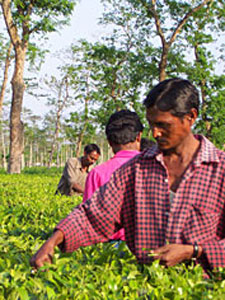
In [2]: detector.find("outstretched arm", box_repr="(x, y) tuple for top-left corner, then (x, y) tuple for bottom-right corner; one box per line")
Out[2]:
(31, 168), (127, 269)
(30, 230), (64, 269)
(71, 182), (85, 193)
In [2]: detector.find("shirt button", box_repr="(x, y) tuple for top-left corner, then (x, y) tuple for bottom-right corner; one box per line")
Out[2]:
(164, 178), (168, 183)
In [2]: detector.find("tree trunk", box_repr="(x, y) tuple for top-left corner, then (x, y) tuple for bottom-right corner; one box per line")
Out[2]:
(147, 0), (213, 83)
(60, 147), (62, 167)
(0, 42), (13, 115)
(194, 44), (211, 138)
(1, 0), (29, 174)
(99, 138), (104, 164)
(65, 143), (69, 162)
(36, 144), (39, 165)
(40, 151), (43, 166)
(75, 91), (89, 157)
(107, 143), (113, 160)
(56, 143), (60, 167)
(29, 142), (33, 167)
(0, 127), (7, 170)
(0, 112), (7, 170)
(159, 47), (169, 82)
(47, 76), (69, 168)
(48, 114), (60, 167)
(21, 134), (25, 170)
(75, 121), (88, 157)
(8, 51), (26, 173)
(43, 148), (47, 166)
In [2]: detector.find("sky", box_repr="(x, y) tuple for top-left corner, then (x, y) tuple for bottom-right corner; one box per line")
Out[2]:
(1, 0), (224, 121)
(23, 0), (105, 117)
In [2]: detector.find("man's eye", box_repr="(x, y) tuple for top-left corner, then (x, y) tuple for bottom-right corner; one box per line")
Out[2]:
(150, 123), (167, 129)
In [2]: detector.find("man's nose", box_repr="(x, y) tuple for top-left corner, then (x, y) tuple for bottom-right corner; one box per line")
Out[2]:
(152, 127), (162, 139)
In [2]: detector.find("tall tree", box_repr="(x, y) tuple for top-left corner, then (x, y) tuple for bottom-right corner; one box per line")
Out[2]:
(182, 9), (225, 148)
(0, 36), (13, 170)
(67, 39), (153, 132)
(100, 0), (222, 81)
(142, 0), (214, 81)
(0, 41), (13, 115)
(100, 0), (224, 145)
(0, 0), (77, 173)
(88, 42), (153, 129)
(62, 41), (100, 155)
(0, 101), (10, 169)
(22, 108), (42, 167)
(43, 74), (71, 167)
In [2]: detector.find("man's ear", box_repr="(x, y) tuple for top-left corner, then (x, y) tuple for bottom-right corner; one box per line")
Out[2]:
(108, 139), (113, 147)
(187, 108), (198, 125)
(136, 132), (142, 142)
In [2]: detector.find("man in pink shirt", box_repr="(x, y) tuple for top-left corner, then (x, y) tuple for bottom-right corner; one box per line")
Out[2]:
(83, 110), (143, 241)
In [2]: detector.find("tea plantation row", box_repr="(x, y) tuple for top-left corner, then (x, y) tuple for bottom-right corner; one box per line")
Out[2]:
(1, 168), (225, 299)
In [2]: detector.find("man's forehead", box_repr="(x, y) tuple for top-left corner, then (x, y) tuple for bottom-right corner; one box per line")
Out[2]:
(146, 108), (175, 122)
(146, 106), (170, 115)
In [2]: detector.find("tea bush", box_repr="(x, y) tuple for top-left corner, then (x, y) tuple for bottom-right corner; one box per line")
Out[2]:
(1, 170), (225, 299)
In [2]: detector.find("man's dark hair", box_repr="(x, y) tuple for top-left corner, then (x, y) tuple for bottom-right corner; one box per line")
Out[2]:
(105, 110), (144, 145)
(140, 138), (155, 151)
(84, 144), (101, 155)
(143, 78), (200, 118)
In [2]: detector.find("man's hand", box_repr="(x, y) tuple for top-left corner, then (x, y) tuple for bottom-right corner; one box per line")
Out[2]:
(151, 244), (202, 267)
(72, 182), (84, 194)
(30, 230), (64, 270)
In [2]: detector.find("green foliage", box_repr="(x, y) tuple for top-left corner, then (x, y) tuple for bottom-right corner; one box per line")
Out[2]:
(0, 168), (7, 174)
(65, 112), (97, 145)
(63, 36), (157, 132)
(22, 166), (63, 176)
(11, 0), (76, 35)
(99, 0), (225, 148)
(182, 12), (225, 149)
(1, 170), (225, 299)
(1, 0), (78, 71)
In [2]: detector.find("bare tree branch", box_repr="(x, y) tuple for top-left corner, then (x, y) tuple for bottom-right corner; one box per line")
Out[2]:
(169, 0), (213, 46)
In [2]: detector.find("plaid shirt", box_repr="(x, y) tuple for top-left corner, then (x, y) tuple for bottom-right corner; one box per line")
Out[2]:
(57, 135), (225, 272)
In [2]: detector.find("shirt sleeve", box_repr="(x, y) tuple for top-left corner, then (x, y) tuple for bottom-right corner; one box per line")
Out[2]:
(56, 170), (125, 252)
(200, 239), (225, 271)
(200, 224), (225, 270)
(199, 173), (225, 270)
(64, 158), (79, 186)
(83, 169), (102, 203)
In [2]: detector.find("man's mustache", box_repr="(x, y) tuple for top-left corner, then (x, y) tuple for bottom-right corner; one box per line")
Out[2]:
(156, 138), (167, 143)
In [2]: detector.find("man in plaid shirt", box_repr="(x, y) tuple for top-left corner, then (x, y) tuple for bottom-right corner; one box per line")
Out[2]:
(31, 78), (225, 274)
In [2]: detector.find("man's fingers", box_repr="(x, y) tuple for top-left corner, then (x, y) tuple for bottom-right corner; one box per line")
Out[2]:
(30, 256), (37, 268)
(30, 269), (37, 275)
(30, 257), (44, 269)
(30, 253), (53, 270)
(48, 253), (53, 263)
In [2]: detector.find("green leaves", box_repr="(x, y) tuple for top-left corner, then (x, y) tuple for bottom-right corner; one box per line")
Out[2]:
(1, 170), (225, 299)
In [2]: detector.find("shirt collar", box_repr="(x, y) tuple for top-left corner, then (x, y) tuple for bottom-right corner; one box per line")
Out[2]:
(192, 135), (220, 166)
(142, 135), (220, 165)
(142, 144), (160, 159)
(113, 150), (140, 159)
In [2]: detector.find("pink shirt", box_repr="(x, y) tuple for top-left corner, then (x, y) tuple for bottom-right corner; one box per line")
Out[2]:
(83, 150), (140, 240)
